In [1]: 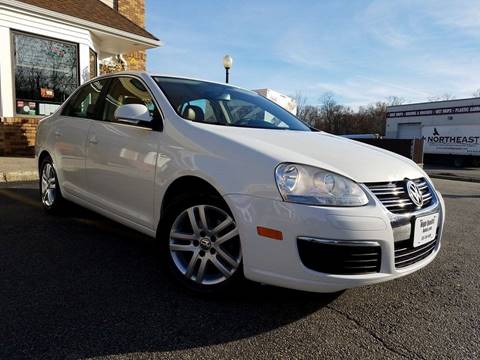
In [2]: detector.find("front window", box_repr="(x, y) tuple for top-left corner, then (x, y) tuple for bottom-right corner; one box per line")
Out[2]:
(153, 77), (310, 131)
(102, 77), (158, 123)
(13, 32), (79, 116)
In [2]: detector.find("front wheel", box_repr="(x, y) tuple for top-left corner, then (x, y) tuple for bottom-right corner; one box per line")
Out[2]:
(160, 195), (244, 294)
(39, 156), (64, 212)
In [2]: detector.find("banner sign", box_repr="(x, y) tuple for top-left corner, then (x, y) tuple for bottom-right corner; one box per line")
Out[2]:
(388, 105), (480, 118)
(422, 125), (480, 155)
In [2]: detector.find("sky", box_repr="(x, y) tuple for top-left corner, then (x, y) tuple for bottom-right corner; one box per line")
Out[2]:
(146, 0), (480, 109)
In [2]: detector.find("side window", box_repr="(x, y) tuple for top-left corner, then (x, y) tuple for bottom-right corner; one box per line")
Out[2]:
(103, 77), (157, 122)
(62, 80), (106, 119)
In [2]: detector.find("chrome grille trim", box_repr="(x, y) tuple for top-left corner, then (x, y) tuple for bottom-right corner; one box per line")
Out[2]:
(297, 237), (382, 275)
(365, 178), (436, 215)
(394, 237), (438, 268)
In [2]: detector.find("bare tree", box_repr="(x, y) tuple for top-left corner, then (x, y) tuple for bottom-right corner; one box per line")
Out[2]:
(319, 92), (343, 133)
(386, 96), (405, 106)
(293, 91), (320, 127)
(294, 91), (308, 119)
(290, 91), (409, 136)
(428, 93), (456, 101)
(472, 89), (480, 97)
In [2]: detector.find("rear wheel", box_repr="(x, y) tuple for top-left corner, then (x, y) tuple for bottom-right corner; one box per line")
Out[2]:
(39, 156), (64, 212)
(160, 195), (243, 293)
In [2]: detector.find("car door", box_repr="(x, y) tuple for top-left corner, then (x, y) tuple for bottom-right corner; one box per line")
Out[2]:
(53, 79), (107, 197)
(85, 76), (161, 228)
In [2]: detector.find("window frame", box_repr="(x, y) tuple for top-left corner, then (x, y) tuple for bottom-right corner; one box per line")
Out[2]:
(89, 48), (98, 79)
(11, 30), (80, 116)
(60, 75), (164, 131)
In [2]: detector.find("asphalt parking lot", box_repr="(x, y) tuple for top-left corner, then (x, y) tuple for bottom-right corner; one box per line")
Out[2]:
(0, 179), (479, 359)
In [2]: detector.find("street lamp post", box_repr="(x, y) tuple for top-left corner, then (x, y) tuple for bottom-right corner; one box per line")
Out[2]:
(223, 55), (233, 83)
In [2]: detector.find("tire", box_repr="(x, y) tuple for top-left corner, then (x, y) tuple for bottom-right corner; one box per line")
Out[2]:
(39, 156), (65, 213)
(159, 193), (244, 294)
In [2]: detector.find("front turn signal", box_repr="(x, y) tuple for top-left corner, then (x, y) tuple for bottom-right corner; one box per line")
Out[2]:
(257, 226), (283, 241)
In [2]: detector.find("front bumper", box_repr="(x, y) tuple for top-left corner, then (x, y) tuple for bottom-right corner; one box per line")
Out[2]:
(224, 188), (445, 293)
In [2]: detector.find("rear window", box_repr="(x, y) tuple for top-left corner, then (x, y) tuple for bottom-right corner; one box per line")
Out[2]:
(62, 80), (106, 119)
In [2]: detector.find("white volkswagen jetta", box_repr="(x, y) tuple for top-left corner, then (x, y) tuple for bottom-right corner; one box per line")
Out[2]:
(36, 72), (445, 293)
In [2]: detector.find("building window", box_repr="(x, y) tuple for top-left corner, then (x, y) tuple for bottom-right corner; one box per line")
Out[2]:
(13, 32), (79, 116)
(89, 48), (98, 79)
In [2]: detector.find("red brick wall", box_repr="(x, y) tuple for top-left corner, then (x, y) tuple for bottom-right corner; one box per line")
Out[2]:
(0, 117), (41, 157)
(118, 0), (146, 71)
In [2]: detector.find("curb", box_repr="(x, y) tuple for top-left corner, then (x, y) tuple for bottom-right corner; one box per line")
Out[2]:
(0, 171), (39, 183)
(427, 173), (480, 184)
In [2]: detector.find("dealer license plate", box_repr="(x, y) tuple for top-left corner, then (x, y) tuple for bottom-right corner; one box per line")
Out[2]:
(413, 213), (439, 247)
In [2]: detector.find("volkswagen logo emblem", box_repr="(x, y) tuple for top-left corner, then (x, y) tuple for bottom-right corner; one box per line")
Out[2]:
(199, 237), (212, 250)
(406, 180), (424, 208)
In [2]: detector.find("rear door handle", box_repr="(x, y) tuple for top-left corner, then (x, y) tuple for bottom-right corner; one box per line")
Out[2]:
(54, 130), (61, 138)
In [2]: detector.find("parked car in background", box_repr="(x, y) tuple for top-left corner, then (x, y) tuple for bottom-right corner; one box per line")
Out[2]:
(35, 72), (445, 294)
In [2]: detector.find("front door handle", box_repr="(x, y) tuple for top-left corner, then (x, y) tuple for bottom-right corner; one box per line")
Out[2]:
(54, 130), (61, 138)
(88, 135), (98, 145)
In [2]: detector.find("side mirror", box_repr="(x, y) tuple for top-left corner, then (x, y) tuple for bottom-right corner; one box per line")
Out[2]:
(114, 104), (152, 126)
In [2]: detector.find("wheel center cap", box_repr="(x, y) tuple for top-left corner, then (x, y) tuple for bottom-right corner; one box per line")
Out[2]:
(199, 237), (212, 250)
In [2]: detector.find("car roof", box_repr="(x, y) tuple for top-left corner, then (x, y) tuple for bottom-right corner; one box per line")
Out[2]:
(91, 71), (249, 92)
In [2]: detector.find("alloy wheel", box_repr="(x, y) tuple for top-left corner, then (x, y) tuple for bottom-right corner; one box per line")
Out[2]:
(41, 163), (57, 207)
(169, 205), (242, 285)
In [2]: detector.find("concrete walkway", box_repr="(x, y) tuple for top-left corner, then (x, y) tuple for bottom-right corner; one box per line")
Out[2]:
(0, 157), (38, 183)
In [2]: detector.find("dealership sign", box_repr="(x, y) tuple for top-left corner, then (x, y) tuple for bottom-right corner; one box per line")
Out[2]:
(422, 125), (480, 155)
(387, 105), (480, 118)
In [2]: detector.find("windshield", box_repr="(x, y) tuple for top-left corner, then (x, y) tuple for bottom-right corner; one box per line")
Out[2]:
(153, 76), (310, 131)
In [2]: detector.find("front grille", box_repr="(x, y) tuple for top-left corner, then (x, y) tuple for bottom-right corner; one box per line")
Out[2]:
(297, 239), (381, 275)
(366, 178), (433, 214)
(394, 238), (437, 268)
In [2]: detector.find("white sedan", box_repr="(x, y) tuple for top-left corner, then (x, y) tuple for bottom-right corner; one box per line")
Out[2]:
(35, 72), (445, 294)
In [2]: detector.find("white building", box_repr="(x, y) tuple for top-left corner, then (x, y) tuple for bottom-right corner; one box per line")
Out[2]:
(0, 0), (160, 118)
(254, 88), (297, 115)
(386, 98), (480, 159)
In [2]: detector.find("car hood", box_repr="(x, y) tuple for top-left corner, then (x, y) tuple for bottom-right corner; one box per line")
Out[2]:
(196, 125), (425, 183)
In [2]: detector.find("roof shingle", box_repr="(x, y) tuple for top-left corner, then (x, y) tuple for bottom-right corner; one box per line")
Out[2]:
(15, 0), (158, 41)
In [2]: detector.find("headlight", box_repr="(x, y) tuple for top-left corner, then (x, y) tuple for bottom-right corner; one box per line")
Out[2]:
(275, 163), (368, 206)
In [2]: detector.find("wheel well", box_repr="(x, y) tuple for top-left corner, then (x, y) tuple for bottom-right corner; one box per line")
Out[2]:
(160, 176), (224, 218)
(38, 151), (51, 171)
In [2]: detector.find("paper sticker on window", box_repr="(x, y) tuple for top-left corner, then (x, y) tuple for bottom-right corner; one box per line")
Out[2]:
(41, 88), (55, 99)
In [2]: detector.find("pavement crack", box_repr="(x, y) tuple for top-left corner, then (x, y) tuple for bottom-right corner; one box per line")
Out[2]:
(326, 305), (424, 360)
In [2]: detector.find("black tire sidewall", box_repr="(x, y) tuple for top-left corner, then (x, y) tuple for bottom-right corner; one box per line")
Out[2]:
(158, 193), (244, 294)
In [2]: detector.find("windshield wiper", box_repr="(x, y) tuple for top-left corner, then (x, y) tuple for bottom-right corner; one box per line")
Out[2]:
(229, 123), (290, 130)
